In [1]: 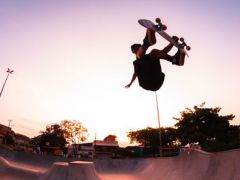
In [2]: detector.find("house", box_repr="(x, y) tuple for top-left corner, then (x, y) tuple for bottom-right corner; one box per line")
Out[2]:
(0, 124), (11, 144)
(14, 133), (31, 146)
(68, 135), (119, 158)
(13, 133), (31, 151)
(68, 143), (95, 158)
(94, 135), (119, 158)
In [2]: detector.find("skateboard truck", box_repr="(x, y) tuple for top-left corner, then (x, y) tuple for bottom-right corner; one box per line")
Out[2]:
(179, 37), (191, 51)
(155, 18), (167, 31)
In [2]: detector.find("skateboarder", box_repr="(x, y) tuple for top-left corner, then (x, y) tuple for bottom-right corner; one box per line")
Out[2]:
(125, 28), (186, 91)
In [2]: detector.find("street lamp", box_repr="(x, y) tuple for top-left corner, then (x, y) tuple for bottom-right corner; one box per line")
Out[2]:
(0, 68), (14, 98)
(155, 92), (162, 157)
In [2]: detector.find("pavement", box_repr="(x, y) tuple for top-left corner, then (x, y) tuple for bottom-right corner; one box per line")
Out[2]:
(0, 147), (240, 180)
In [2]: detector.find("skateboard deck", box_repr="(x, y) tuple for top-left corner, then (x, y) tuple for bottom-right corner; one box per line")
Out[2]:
(138, 19), (189, 57)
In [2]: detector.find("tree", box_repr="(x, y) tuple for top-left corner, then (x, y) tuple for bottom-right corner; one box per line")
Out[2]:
(5, 134), (14, 145)
(60, 120), (88, 144)
(39, 124), (67, 148)
(174, 103), (239, 151)
(127, 127), (178, 155)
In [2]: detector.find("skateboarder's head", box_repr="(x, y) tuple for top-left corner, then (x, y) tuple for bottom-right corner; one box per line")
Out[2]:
(131, 44), (141, 54)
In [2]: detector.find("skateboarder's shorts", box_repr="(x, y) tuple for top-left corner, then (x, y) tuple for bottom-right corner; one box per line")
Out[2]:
(139, 72), (165, 91)
(134, 55), (165, 91)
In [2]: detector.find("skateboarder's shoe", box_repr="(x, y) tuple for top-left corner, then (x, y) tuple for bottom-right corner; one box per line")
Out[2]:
(171, 50), (181, 65)
(172, 36), (179, 43)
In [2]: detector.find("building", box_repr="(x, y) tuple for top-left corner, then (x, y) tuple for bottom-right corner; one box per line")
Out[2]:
(68, 135), (119, 158)
(14, 133), (31, 146)
(94, 135), (119, 158)
(13, 133), (31, 151)
(0, 124), (11, 144)
(68, 143), (95, 158)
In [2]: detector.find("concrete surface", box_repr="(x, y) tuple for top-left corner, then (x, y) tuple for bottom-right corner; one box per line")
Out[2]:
(1, 147), (240, 180)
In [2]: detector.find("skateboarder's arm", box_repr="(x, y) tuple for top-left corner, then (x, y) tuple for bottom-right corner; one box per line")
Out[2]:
(125, 73), (137, 88)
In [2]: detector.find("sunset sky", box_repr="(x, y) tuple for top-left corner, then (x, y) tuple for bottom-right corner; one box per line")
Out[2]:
(0, 0), (239, 146)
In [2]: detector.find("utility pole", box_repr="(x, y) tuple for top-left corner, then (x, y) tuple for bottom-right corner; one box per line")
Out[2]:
(5, 120), (13, 144)
(8, 120), (12, 128)
(0, 68), (14, 98)
(155, 92), (162, 157)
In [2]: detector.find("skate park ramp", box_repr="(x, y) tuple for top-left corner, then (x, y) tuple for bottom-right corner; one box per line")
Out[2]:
(1, 148), (240, 180)
(0, 156), (43, 180)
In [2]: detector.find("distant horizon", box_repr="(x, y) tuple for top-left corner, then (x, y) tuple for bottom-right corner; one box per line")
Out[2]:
(1, 0), (240, 146)
(1, 101), (237, 148)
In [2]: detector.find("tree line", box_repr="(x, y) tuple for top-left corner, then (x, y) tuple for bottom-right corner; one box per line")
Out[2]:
(31, 103), (240, 153)
(127, 103), (240, 152)
(31, 120), (88, 148)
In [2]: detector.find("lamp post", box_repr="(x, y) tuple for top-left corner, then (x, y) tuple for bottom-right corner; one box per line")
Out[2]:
(0, 68), (14, 98)
(8, 120), (12, 128)
(155, 92), (162, 157)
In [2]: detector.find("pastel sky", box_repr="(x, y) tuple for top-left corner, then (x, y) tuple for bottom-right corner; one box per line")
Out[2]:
(0, 0), (240, 146)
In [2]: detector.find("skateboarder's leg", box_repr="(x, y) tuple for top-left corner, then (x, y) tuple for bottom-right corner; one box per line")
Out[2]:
(149, 48), (185, 66)
(135, 29), (156, 59)
(147, 28), (156, 45)
(161, 36), (179, 54)
(143, 29), (156, 49)
(133, 28), (173, 59)
(149, 49), (172, 60)
(171, 50), (186, 66)
(161, 43), (174, 54)
(177, 50), (185, 65)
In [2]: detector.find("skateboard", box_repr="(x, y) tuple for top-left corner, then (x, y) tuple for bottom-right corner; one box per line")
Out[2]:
(138, 18), (191, 57)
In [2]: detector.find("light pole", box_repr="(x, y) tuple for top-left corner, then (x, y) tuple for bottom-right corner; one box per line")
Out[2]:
(8, 120), (12, 128)
(0, 68), (14, 98)
(155, 92), (162, 157)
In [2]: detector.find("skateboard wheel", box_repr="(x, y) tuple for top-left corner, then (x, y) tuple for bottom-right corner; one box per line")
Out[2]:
(180, 37), (184, 42)
(162, 25), (167, 30)
(155, 18), (161, 23)
(186, 46), (191, 51)
(172, 36), (179, 42)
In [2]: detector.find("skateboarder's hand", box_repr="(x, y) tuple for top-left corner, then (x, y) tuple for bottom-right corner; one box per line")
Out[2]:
(125, 84), (131, 88)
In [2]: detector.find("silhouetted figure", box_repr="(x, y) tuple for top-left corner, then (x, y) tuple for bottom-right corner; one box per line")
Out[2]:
(125, 28), (185, 91)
